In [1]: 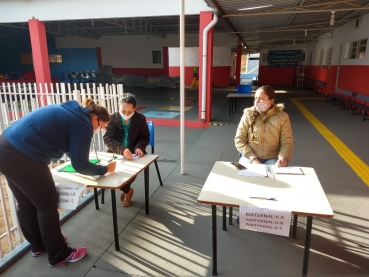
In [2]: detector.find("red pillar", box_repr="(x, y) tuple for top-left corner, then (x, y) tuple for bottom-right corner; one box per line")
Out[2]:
(235, 44), (242, 88)
(163, 46), (169, 76)
(198, 11), (214, 122)
(28, 19), (51, 85)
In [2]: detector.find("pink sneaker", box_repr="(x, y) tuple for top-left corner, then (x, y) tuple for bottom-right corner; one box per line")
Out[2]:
(48, 247), (87, 268)
(32, 236), (67, 257)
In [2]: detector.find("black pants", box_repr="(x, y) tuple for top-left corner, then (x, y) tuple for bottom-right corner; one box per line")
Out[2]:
(120, 175), (136, 193)
(0, 135), (72, 264)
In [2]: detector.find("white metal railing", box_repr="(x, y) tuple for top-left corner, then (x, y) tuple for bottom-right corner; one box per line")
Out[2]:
(0, 82), (124, 259)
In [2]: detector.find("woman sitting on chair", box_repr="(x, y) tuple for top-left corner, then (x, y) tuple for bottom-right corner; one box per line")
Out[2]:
(103, 93), (150, 207)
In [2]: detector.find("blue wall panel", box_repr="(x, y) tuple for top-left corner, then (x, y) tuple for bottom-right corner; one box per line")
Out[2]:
(0, 26), (97, 83)
(49, 48), (98, 83)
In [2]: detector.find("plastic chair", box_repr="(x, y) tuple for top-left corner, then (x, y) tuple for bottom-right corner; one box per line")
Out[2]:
(147, 120), (163, 186)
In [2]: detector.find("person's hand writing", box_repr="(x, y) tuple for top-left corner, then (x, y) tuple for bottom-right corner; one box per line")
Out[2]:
(135, 148), (144, 157)
(275, 159), (288, 167)
(106, 161), (116, 173)
(252, 158), (262, 164)
(122, 148), (133, 159)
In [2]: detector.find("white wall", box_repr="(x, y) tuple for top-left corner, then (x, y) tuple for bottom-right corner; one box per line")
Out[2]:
(56, 33), (236, 68)
(169, 47), (232, 67)
(0, 0), (212, 23)
(307, 13), (369, 66)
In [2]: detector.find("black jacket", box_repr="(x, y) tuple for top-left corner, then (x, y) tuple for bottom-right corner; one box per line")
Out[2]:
(103, 112), (150, 155)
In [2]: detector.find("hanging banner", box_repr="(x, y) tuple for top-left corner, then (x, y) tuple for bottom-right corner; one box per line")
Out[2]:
(268, 50), (302, 67)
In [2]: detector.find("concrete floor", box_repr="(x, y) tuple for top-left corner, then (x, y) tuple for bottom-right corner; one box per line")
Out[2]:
(1, 85), (369, 276)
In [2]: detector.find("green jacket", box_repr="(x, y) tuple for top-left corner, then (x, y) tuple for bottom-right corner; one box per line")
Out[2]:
(235, 103), (294, 162)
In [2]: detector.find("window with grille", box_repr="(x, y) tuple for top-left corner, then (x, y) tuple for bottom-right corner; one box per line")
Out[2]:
(318, 49), (324, 68)
(325, 47), (333, 68)
(348, 39), (367, 59)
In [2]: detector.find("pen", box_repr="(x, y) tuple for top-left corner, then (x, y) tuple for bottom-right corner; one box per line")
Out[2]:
(250, 197), (277, 201)
(108, 155), (118, 162)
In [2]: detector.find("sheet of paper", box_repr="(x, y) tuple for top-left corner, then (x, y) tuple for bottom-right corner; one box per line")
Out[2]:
(55, 182), (87, 210)
(238, 164), (267, 177)
(239, 205), (291, 237)
(272, 166), (303, 175)
(116, 154), (139, 160)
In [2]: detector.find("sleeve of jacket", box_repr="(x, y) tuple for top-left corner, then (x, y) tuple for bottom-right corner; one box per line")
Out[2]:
(278, 113), (294, 161)
(103, 114), (125, 155)
(234, 110), (257, 160)
(69, 124), (107, 176)
(133, 115), (150, 153)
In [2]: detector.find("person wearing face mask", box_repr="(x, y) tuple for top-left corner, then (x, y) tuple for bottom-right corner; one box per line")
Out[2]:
(103, 93), (150, 207)
(0, 98), (116, 268)
(235, 85), (294, 167)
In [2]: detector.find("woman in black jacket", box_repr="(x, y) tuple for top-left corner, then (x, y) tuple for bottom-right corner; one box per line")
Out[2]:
(103, 93), (150, 207)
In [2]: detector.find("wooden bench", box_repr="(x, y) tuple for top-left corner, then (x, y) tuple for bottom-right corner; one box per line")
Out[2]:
(342, 93), (369, 121)
(326, 88), (354, 107)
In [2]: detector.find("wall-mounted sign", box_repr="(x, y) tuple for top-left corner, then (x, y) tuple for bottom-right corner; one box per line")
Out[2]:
(268, 50), (302, 67)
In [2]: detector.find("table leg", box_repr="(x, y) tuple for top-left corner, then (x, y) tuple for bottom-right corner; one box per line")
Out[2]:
(302, 216), (313, 276)
(212, 205), (218, 276)
(111, 189), (120, 251)
(144, 167), (149, 215)
(229, 207), (233, 225)
(93, 188), (99, 210)
(292, 214), (298, 239)
(222, 206), (227, 231)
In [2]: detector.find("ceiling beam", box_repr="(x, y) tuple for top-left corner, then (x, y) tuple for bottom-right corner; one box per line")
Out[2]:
(208, 0), (246, 46)
(99, 18), (166, 38)
(223, 7), (369, 17)
(0, 22), (101, 39)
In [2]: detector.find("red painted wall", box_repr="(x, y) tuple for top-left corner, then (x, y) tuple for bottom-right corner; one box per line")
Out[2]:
(258, 66), (295, 86)
(305, 66), (337, 95)
(337, 65), (369, 96)
(169, 66), (230, 87)
(169, 67), (194, 85)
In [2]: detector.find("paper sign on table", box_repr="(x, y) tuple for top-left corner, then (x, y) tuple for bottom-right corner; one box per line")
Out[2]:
(55, 182), (87, 210)
(239, 205), (291, 236)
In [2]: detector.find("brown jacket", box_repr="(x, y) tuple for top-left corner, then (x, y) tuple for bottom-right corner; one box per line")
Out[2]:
(234, 103), (293, 162)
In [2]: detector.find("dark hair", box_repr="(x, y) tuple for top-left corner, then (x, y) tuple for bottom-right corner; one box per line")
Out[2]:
(82, 98), (110, 122)
(249, 85), (276, 141)
(120, 93), (137, 108)
(256, 85), (276, 101)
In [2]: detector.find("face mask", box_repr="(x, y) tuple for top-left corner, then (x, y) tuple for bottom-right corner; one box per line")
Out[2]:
(255, 102), (271, 113)
(120, 111), (134, 121)
(93, 126), (101, 135)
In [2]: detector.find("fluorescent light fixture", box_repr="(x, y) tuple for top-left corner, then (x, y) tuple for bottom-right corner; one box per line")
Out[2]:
(330, 11), (335, 26)
(238, 5), (273, 11)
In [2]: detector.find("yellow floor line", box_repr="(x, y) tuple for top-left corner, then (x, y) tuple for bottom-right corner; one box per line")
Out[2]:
(291, 98), (369, 186)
